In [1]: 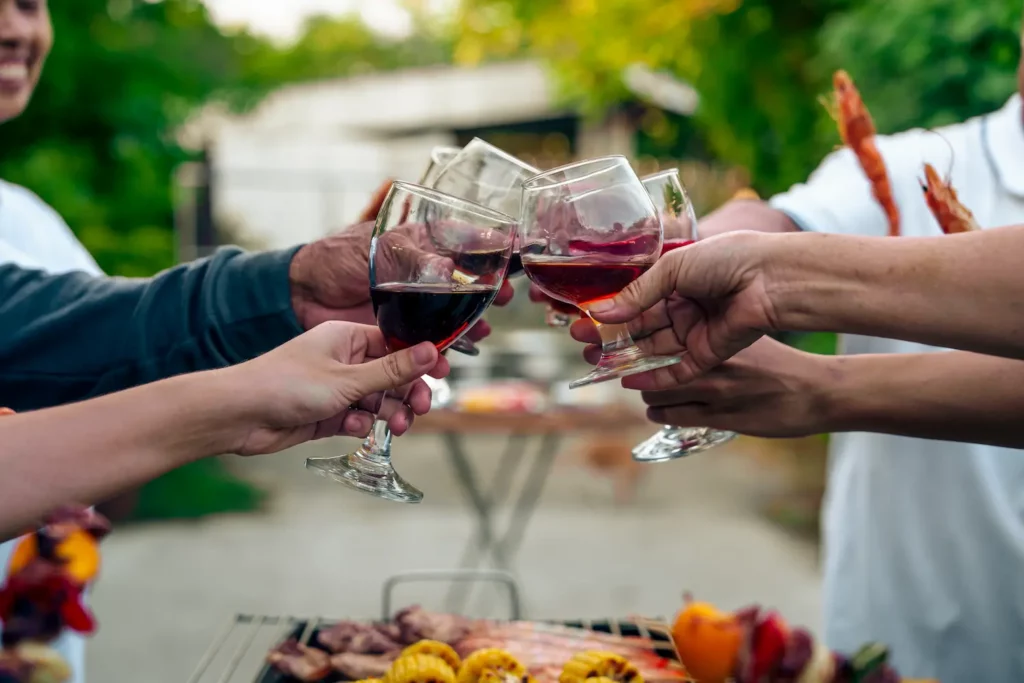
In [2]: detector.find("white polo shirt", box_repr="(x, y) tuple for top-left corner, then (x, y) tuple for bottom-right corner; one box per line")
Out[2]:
(771, 95), (1024, 683)
(0, 179), (102, 683)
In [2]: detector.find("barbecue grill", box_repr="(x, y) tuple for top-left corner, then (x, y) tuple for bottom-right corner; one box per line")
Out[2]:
(185, 570), (682, 683)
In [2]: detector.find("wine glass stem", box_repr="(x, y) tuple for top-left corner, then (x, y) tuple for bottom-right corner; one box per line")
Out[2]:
(361, 417), (393, 460)
(590, 318), (636, 356)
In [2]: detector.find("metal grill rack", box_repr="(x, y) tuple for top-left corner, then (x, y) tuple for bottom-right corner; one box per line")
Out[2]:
(185, 571), (681, 683)
(186, 614), (680, 683)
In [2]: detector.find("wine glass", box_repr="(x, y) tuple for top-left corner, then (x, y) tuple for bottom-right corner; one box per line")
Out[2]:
(418, 146), (466, 404)
(631, 169), (738, 462)
(519, 156), (683, 389)
(418, 146), (482, 359)
(432, 139), (573, 327)
(306, 181), (517, 502)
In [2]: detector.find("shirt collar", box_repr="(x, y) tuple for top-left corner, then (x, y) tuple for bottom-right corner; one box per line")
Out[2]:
(983, 93), (1024, 197)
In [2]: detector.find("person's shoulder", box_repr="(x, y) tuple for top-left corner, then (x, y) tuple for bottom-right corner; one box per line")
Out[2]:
(0, 180), (71, 231)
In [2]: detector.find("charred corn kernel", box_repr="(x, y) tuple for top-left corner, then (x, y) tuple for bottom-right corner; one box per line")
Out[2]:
(584, 678), (620, 683)
(387, 654), (456, 683)
(356, 679), (384, 683)
(560, 652), (642, 683)
(457, 649), (526, 683)
(401, 641), (462, 672)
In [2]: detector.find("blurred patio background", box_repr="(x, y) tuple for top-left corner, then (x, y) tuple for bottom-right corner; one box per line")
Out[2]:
(1, 0), (1021, 680)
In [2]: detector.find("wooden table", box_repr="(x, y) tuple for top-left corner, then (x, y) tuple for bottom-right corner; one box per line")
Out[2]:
(414, 404), (648, 612)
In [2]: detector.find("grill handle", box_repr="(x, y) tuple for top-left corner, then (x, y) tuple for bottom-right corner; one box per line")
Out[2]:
(382, 569), (522, 621)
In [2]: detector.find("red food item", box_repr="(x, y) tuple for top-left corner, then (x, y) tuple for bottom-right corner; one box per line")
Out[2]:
(749, 612), (789, 682)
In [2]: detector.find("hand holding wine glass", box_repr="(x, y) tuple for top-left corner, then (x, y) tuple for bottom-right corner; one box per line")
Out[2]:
(305, 181), (517, 503)
(519, 155), (683, 389)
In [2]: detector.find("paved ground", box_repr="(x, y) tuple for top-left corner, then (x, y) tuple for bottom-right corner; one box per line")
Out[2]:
(86, 430), (823, 683)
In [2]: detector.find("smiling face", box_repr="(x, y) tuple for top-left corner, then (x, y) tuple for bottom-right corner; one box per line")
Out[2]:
(0, 0), (51, 124)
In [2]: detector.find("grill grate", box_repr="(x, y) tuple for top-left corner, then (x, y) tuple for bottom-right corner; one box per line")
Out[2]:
(185, 615), (681, 683)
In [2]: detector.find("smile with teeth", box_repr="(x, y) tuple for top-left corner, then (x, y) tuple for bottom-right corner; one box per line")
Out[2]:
(0, 62), (29, 81)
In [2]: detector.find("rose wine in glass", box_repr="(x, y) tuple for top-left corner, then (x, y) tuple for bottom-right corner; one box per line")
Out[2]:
(631, 169), (737, 462)
(305, 181), (516, 502)
(520, 155), (682, 389)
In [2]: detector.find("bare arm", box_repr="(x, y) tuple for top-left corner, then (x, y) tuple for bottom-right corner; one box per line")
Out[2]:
(0, 372), (233, 540)
(697, 199), (801, 240)
(637, 339), (1024, 449)
(825, 350), (1024, 448)
(768, 226), (1024, 360)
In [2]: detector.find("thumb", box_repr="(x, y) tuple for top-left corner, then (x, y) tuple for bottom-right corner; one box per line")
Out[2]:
(587, 255), (680, 323)
(344, 342), (439, 397)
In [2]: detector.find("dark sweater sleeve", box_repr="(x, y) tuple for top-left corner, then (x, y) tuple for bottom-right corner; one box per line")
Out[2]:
(0, 246), (304, 411)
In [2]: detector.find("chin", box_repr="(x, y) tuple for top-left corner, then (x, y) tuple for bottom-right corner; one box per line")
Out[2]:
(0, 96), (30, 124)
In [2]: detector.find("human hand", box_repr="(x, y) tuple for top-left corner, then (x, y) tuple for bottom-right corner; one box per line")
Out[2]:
(220, 321), (450, 456)
(633, 337), (836, 438)
(576, 231), (783, 385)
(289, 221), (514, 334)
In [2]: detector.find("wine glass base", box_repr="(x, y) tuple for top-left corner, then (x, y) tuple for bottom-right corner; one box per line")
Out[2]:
(568, 349), (682, 389)
(305, 454), (424, 504)
(632, 426), (738, 462)
(449, 338), (480, 356)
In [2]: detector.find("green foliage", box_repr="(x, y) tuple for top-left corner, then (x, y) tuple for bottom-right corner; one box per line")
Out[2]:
(818, 0), (1022, 134)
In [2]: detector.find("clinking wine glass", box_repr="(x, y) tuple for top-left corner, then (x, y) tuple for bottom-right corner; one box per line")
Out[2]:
(305, 181), (516, 503)
(631, 169), (738, 462)
(419, 145), (481, 359)
(432, 138), (572, 328)
(417, 146), (466, 406)
(519, 155), (683, 389)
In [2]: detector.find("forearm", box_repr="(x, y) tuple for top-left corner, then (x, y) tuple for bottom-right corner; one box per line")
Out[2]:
(821, 351), (1024, 448)
(0, 372), (239, 539)
(768, 226), (1024, 359)
(0, 247), (303, 410)
(697, 199), (800, 240)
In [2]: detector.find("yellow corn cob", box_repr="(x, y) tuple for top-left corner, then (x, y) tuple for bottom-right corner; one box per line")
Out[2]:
(356, 679), (384, 683)
(559, 652), (643, 683)
(584, 678), (620, 683)
(387, 654), (456, 683)
(401, 641), (462, 672)
(457, 649), (526, 683)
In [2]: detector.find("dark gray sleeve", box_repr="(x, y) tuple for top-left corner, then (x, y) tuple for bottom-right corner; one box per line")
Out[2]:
(0, 246), (304, 411)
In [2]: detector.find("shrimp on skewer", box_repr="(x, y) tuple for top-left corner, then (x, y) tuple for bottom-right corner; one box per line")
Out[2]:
(921, 162), (980, 234)
(821, 70), (901, 237)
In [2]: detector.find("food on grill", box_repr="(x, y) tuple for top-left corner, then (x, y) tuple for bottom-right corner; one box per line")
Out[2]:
(267, 607), (686, 683)
(318, 621), (403, 654)
(332, 652), (399, 680)
(671, 596), (937, 683)
(559, 652), (642, 683)
(0, 505), (111, 683)
(400, 640), (462, 671)
(387, 654), (457, 683)
(457, 648), (526, 683)
(268, 640), (333, 682)
(921, 163), (979, 234)
(396, 605), (475, 644)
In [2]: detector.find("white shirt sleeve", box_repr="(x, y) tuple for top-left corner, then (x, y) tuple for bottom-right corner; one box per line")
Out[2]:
(769, 147), (894, 237)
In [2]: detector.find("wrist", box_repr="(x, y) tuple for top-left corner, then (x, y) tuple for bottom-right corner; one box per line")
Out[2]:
(149, 371), (252, 460)
(813, 354), (881, 434)
(762, 232), (874, 333)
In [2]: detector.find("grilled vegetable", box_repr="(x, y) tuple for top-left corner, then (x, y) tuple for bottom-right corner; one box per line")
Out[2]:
(458, 649), (527, 683)
(402, 641), (462, 671)
(559, 652), (642, 683)
(388, 654), (457, 683)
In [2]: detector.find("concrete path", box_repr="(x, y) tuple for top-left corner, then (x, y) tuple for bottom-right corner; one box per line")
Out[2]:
(86, 431), (822, 682)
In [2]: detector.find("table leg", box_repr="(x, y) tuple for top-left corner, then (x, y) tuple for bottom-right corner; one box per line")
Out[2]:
(494, 432), (560, 564)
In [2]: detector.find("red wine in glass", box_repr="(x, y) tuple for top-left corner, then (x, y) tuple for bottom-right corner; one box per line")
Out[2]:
(523, 259), (652, 308)
(661, 239), (694, 255)
(371, 282), (496, 351)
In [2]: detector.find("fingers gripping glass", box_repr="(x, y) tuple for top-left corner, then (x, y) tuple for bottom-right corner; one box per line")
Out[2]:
(631, 169), (737, 462)
(519, 156), (682, 389)
(306, 182), (517, 502)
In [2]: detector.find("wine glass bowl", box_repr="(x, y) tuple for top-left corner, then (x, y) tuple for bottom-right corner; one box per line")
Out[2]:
(305, 181), (517, 502)
(519, 156), (683, 389)
(631, 168), (738, 463)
